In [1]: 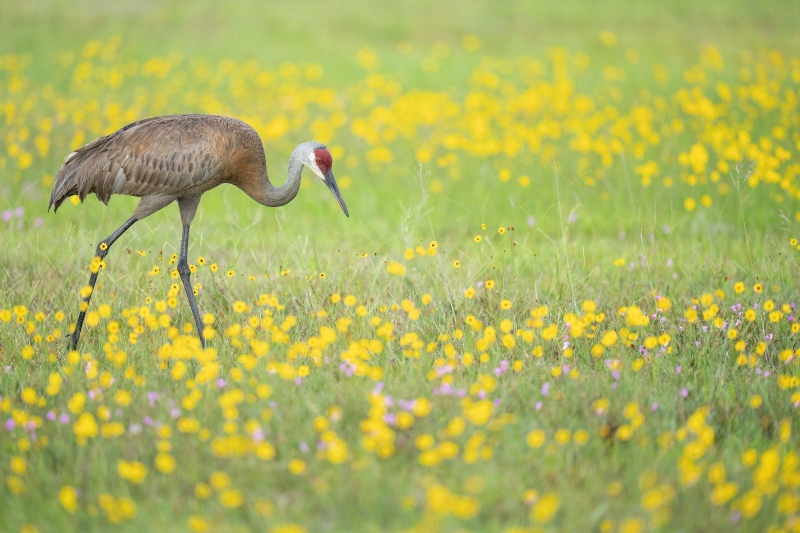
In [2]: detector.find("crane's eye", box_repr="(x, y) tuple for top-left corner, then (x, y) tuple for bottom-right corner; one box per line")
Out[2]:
(315, 159), (322, 166)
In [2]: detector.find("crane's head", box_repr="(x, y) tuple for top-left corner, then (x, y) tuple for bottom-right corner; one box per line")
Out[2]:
(299, 142), (349, 217)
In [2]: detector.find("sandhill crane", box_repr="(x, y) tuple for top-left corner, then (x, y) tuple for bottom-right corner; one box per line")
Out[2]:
(49, 114), (349, 350)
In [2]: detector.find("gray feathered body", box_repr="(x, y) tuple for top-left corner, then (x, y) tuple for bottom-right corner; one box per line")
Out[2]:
(49, 114), (273, 219)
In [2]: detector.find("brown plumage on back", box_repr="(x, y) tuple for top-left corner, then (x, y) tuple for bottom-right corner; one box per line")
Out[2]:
(52, 113), (350, 350)
(50, 115), (238, 214)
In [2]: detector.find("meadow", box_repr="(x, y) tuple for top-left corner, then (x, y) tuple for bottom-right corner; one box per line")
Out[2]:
(1, 1), (800, 531)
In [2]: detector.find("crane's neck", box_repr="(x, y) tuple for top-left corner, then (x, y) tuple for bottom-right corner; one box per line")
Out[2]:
(247, 148), (305, 207)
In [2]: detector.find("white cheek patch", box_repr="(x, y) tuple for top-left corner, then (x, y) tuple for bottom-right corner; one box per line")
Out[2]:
(308, 153), (327, 181)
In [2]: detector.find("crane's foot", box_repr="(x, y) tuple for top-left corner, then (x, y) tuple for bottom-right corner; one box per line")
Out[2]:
(69, 331), (80, 351)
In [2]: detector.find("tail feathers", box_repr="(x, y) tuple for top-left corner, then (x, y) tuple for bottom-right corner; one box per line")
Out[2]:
(48, 157), (82, 213)
(49, 133), (116, 212)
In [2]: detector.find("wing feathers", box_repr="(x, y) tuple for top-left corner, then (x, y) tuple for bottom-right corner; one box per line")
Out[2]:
(49, 115), (230, 212)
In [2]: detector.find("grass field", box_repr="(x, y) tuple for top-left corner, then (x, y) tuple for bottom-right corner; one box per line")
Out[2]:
(1, 1), (800, 531)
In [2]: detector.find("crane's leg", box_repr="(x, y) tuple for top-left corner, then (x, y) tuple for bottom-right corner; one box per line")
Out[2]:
(177, 224), (206, 348)
(70, 217), (138, 350)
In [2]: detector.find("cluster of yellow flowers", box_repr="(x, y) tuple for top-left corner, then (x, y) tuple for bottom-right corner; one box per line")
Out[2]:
(1, 36), (798, 210)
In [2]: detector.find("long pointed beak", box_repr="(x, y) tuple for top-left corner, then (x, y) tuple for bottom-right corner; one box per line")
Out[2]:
(325, 170), (349, 217)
